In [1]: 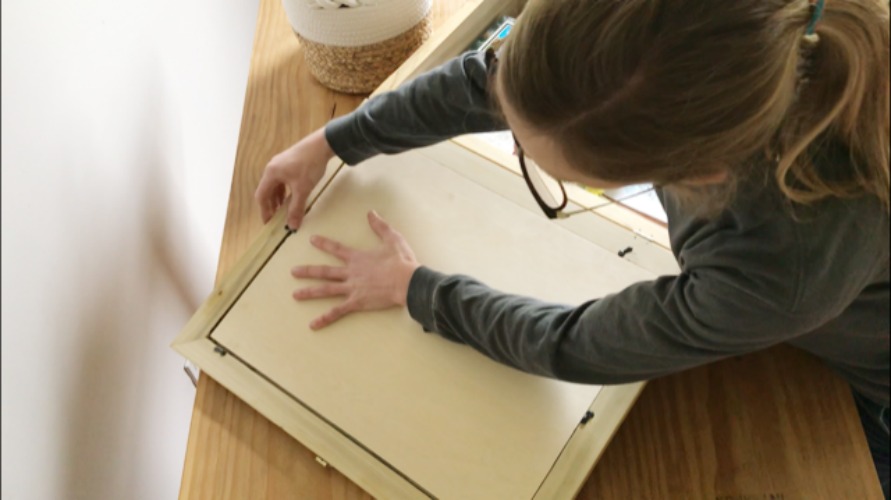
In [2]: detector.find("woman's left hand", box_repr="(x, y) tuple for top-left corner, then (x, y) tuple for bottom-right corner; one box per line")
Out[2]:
(292, 210), (421, 330)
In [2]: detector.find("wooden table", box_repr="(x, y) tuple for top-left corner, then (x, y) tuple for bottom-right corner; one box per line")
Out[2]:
(179, 1), (883, 498)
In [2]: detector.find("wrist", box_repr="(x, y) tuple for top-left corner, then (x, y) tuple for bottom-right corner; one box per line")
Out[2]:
(313, 127), (336, 162)
(395, 262), (421, 307)
(293, 128), (335, 164)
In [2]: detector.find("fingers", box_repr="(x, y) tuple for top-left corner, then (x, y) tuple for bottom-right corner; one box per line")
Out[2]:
(310, 302), (357, 330)
(291, 265), (347, 281)
(292, 283), (349, 301)
(286, 189), (309, 230)
(291, 264), (352, 329)
(254, 179), (308, 229)
(310, 235), (352, 261)
(254, 175), (283, 223)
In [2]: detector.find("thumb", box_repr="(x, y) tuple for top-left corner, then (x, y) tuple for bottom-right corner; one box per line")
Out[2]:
(367, 210), (393, 241)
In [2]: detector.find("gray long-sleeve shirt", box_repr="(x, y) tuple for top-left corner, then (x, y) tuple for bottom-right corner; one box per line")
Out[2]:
(325, 51), (890, 407)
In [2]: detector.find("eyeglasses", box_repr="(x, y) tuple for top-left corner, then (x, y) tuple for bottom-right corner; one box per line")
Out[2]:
(514, 137), (656, 219)
(486, 48), (655, 220)
(514, 135), (569, 219)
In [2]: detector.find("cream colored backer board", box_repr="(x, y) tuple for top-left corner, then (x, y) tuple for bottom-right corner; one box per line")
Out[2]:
(211, 144), (656, 499)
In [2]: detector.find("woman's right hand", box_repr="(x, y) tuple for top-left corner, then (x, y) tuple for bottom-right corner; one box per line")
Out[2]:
(254, 127), (336, 230)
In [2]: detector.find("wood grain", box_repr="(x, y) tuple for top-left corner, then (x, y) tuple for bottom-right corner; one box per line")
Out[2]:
(581, 344), (882, 499)
(180, 0), (884, 498)
(181, 1), (469, 498)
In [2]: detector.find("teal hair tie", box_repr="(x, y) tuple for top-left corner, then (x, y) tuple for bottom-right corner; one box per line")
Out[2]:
(805, 0), (826, 36)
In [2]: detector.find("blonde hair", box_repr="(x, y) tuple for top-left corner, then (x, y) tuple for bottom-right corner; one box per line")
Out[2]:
(498, 0), (890, 213)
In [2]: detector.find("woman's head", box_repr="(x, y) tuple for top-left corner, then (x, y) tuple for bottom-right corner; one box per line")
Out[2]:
(492, 0), (890, 212)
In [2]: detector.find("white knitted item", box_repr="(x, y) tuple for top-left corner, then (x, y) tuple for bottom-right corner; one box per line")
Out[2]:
(282, 0), (432, 47)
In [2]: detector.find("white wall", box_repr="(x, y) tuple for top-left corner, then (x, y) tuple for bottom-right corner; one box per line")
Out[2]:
(1, 0), (258, 498)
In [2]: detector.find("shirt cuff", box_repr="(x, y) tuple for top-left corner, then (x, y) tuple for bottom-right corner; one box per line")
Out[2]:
(324, 112), (379, 166)
(406, 266), (449, 333)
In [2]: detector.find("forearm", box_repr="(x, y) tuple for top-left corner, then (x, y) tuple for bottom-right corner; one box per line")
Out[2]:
(407, 267), (579, 378)
(406, 267), (827, 385)
(325, 51), (507, 165)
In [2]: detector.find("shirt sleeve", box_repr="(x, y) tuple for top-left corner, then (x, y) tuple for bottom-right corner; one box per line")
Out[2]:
(324, 50), (508, 165)
(402, 172), (885, 384)
(405, 260), (838, 384)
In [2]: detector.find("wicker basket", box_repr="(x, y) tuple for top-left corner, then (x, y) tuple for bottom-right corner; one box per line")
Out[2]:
(282, 0), (433, 94)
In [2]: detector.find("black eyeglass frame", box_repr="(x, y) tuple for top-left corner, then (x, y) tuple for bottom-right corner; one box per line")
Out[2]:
(487, 48), (569, 219)
(485, 48), (656, 220)
(514, 135), (569, 219)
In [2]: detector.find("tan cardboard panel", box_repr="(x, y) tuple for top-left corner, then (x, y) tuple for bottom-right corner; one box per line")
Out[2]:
(211, 145), (656, 498)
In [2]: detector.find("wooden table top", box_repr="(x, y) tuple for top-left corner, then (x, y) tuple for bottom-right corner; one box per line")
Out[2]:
(179, 0), (883, 498)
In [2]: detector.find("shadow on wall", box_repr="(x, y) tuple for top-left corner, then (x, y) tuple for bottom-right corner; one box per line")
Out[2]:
(60, 68), (204, 499)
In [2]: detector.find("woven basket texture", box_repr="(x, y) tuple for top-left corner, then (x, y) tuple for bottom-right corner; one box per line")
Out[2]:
(298, 13), (432, 94)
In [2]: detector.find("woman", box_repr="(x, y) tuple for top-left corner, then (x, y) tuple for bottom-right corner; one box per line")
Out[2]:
(255, 0), (889, 494)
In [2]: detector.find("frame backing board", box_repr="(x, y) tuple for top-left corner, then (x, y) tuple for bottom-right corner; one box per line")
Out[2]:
(179, 142), (658, 499)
